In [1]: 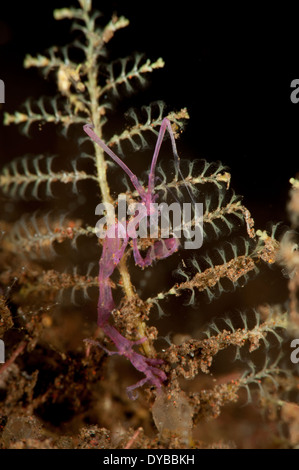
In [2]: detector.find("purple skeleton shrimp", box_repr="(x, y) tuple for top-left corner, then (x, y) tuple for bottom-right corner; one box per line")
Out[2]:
(83, 118), (183, 399)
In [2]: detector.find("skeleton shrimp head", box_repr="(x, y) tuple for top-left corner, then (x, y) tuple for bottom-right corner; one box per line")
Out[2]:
(84, 118), (182, 267)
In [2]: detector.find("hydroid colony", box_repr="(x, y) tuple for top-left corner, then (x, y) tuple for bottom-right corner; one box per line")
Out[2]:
(0, 0), (298, 449)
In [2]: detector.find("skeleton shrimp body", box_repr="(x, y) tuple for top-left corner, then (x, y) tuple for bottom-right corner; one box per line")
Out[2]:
(83, 118), (183, 398)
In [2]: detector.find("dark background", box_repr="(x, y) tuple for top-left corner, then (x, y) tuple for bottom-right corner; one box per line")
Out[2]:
(0, 1), (299, 228)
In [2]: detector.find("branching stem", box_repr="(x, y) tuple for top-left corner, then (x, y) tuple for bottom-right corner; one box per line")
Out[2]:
(84, 11), (152, 354)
